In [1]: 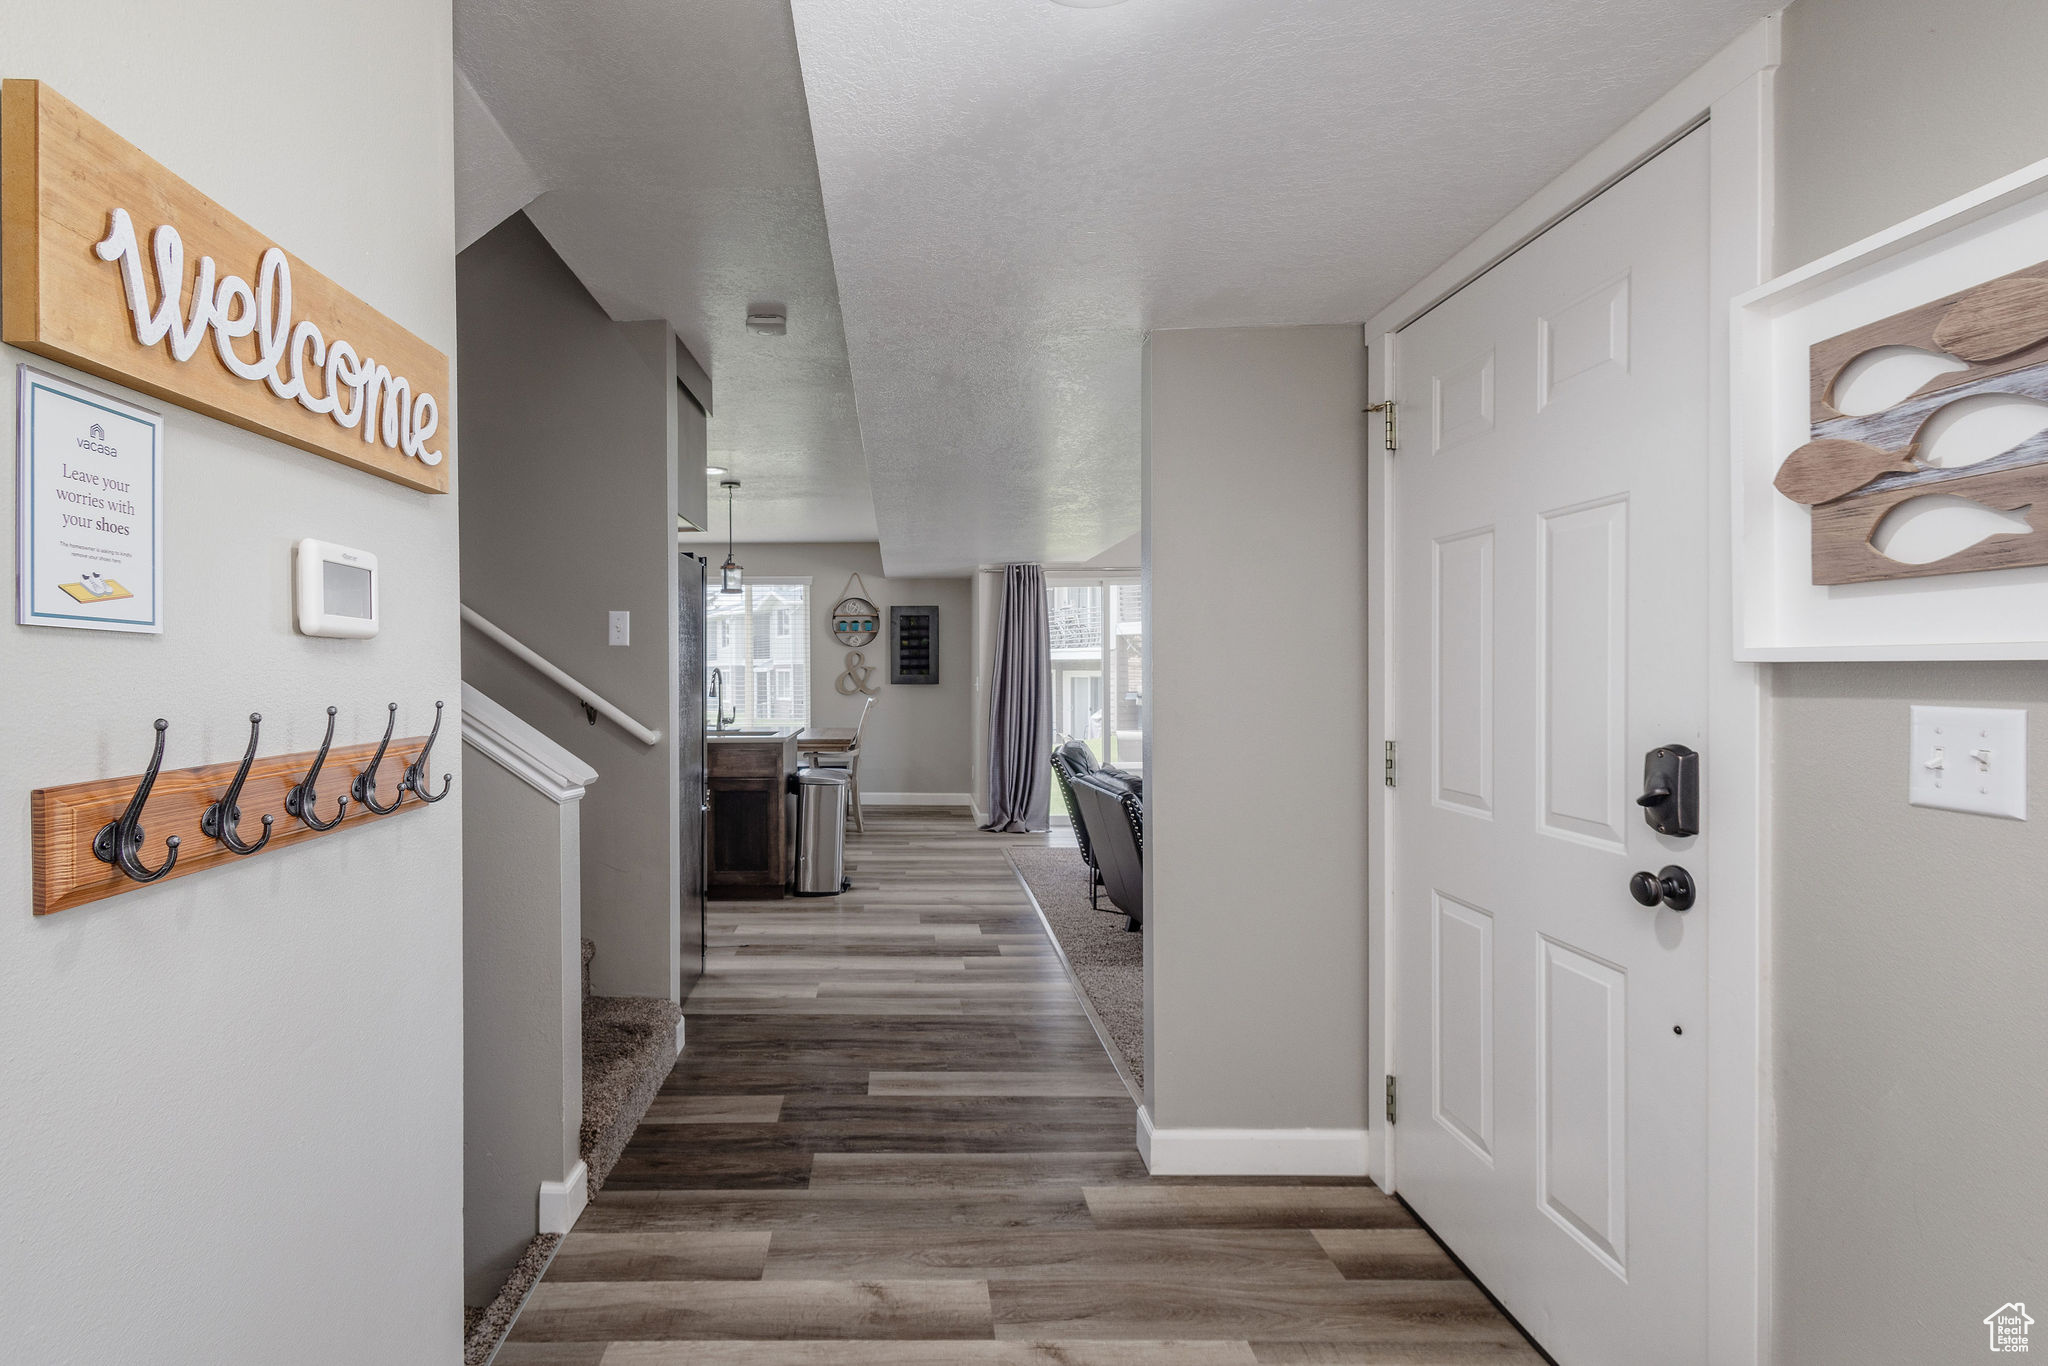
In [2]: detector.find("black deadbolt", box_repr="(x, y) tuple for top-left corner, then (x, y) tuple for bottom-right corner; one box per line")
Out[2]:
(1637, 744), (1699, 837)
(1628, 865), (1696, 912)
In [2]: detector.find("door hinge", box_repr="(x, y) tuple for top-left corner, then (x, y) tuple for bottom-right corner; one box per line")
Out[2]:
(1384, 740), (1397, 788)
(1385, 1074), (1397, 1125)
(1366, 399), (1397, 452)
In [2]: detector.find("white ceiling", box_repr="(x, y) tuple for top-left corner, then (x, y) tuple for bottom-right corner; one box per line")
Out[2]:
(789, 0), (1775, 575)
(457, 0), (1777, 574)
(455, 0), (876, 544)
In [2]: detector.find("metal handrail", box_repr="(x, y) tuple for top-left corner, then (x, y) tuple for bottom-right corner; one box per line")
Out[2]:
(460, 605), (662, 747)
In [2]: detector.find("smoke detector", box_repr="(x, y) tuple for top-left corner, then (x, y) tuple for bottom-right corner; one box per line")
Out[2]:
(745, 310), (787, 336)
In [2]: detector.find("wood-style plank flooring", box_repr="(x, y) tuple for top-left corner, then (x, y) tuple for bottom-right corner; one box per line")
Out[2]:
(501, 809), (1541, 1365)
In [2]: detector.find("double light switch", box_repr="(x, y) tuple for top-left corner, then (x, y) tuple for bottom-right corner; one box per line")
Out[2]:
(1910, 705), (2027, 820)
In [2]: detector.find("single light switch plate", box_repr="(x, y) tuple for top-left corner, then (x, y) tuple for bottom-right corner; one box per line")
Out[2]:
(1909, 705), (2026, 819)
(608, 611), (630, 647)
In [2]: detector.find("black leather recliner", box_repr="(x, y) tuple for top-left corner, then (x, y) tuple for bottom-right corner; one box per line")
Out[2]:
(1067, 770), (1143, 930)
(1052, 741), (1143, 911)
(1050, 743), (1104, 907)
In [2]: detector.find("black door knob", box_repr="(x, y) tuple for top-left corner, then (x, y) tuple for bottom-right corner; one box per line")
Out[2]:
(1628, 865), (1696, 912)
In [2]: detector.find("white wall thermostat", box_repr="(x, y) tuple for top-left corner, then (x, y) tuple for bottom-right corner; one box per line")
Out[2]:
(294, 538), (379, 639)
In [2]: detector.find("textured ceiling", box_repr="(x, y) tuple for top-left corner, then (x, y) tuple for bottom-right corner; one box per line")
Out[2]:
(790, 0), (1775, 575)
(456, 0), (875, 543)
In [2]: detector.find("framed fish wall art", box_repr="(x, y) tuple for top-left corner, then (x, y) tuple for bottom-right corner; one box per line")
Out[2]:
(1732, 159), (2048, 659)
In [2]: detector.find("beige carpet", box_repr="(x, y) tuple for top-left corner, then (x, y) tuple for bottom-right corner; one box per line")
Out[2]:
(1009, 845), (1143, 1088)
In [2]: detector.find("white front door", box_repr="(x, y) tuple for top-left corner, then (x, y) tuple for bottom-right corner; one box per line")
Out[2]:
(1390, 129), (1711, 1364)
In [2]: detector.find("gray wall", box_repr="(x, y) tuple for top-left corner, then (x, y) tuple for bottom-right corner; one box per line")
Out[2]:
(458, 213), (682, 999)
(1143, 325), (1368, 1131)
(701, 541), (974, 797)
(0, 6), (463, 1361)
(1773, 2), (2048, 1360)
(462, 745), (581, 1305)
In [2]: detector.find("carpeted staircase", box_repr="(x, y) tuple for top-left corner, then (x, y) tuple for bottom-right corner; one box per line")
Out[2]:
(580, 991), (681, 1195)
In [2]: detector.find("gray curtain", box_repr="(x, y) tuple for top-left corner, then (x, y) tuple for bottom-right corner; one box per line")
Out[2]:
(982, 563), (1051, 832)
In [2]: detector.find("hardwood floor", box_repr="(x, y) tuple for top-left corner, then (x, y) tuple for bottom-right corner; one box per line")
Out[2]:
(501, 809), (1540, 1365)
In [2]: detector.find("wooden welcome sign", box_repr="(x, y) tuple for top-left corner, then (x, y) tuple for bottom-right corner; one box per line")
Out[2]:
(1, 81), (451, 492)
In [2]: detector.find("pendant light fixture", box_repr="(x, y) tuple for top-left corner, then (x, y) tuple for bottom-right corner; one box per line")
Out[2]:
(719, 478), (744, 594)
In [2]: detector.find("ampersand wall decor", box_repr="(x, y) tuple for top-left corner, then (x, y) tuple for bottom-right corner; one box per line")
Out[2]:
(836, 650), (879, 696)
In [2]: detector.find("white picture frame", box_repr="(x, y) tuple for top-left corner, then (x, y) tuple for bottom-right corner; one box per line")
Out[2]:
(15, 365), (164, 633)
(1732, 156), (2048, 660)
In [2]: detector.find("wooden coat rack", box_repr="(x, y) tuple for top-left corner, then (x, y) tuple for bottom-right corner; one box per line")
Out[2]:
(33, 710), (443, 916)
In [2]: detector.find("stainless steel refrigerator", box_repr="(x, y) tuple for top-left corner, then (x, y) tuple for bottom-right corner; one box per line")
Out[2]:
(677, 550), (708, 995)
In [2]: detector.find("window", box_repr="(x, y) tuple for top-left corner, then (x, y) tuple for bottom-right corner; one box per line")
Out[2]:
(1048, 575), (1143, 772)
(707, 578), (811, 728)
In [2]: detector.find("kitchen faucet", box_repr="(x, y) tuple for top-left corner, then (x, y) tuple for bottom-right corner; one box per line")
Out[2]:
(708, 668), (734, 732)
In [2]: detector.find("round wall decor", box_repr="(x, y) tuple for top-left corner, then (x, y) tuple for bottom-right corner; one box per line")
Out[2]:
(831, 572), (879, 646)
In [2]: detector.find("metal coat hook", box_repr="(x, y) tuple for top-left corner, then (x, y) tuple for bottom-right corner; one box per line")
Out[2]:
(284, 706), (349, 831)
(399, 700), (453, 804)
(93, 718), (181, 883)
(352, 703), (404, 815)
(201, 713), (275, 855)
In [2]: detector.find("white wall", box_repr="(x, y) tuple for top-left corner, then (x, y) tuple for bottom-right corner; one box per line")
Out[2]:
(1143, 325), (1368, 1138)
(1771, 2), (2048, 1360)
(702, 541), (974, 798)
(0, 5), (462, 1362)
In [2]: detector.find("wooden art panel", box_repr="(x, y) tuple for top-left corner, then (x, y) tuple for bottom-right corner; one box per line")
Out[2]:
(1780, 259), (2048, 584)
(1808, 260), (2048, 423)
(1, 81), (451, 493)
(33, 732), (431, 915)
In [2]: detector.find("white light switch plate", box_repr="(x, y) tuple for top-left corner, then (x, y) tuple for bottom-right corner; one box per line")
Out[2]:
(1909, 705), (2026, 820)
(608, 611), (630, 647)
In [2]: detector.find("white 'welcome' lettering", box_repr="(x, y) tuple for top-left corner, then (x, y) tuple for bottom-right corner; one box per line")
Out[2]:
(94, 208), (443, 467)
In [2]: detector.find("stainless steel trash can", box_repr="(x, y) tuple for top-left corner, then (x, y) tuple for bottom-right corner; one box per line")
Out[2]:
(792, 767), (850, 896)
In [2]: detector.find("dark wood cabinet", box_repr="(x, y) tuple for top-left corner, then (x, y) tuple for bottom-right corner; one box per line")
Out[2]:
(706, 733), (796, 899)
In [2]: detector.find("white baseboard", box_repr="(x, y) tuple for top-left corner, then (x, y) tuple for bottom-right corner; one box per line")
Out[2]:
(970, 800), (988, 827)
(860, 792), (974, 809)
(1136, 1106), (1370, 1177)
(538, 1159), (589, 1234)
(675, 1014), (687, 1056)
